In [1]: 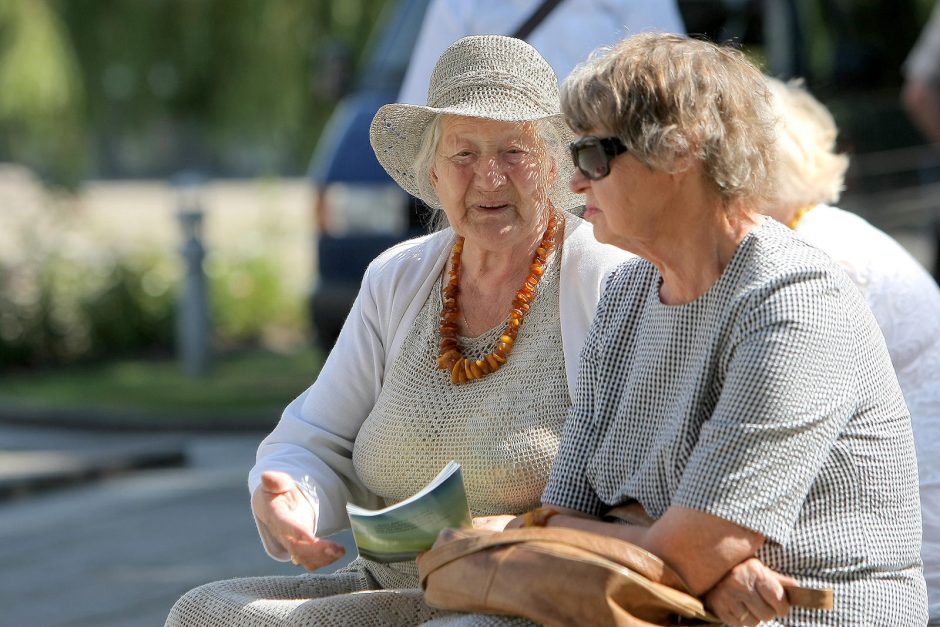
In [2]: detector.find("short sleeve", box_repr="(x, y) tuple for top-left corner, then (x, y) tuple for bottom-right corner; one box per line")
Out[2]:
(673, 269), (860, 545)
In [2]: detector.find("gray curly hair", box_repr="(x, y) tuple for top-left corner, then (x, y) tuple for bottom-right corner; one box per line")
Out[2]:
(561, 33), (777, 210)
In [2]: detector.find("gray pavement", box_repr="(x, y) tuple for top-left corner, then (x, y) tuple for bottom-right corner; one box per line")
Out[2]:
(0, 425), (356, 627)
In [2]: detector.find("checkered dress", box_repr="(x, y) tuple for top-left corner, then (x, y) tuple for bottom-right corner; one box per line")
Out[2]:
(543, 219), (928, 625)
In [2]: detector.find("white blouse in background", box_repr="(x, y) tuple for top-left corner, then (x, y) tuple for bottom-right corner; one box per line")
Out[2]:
(796, 204), (940, 621)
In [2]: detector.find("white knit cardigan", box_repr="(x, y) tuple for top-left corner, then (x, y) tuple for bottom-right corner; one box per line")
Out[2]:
(248, 216), (631, 559)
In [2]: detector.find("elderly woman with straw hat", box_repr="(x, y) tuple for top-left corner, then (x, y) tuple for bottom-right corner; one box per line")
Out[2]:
(513, 33), (928, 626)
(165, 35), (629, 626)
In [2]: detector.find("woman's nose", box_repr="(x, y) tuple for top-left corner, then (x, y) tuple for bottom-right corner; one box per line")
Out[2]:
(475, 156), (507, 189)
(569, 167), (589, 194)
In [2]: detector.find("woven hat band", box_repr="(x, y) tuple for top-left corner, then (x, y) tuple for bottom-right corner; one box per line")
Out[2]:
(428, 75), (559, 120)
(427, 36), (559, 109)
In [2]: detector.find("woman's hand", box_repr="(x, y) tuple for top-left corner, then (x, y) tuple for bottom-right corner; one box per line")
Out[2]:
(472, 515), (516, 531)
(251, 470), (345, 571)
(704, 557), (797, 626)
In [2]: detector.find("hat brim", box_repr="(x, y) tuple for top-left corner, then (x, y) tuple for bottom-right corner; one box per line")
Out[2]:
(369, 103), (583, 212)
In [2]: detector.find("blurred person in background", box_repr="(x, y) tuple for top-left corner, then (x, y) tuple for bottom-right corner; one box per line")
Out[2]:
(903, 1), (940, 144)
(397, 0), (685, 105)
(514, 33), (925, 626)
(764, 75), (940, 624)
(166, 35), (630, 626)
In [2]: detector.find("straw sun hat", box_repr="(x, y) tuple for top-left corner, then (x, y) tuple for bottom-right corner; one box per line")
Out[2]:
(369, 35), (580, 211)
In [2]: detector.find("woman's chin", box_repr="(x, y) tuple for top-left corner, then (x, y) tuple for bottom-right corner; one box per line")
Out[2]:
(584, 213), (611, 243)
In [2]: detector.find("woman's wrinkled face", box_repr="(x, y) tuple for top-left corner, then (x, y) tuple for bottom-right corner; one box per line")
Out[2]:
(569, 129), (680, 252)
(431, 116), (554, 249)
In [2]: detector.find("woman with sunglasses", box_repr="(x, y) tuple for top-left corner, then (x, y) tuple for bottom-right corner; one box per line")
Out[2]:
(166, 36), (630, 626)
(516, 34), (927, 625)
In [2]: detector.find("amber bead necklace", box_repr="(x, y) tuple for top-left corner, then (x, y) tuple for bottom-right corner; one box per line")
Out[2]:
(436, 211), (560, 384)
(787, 204), (815, 229)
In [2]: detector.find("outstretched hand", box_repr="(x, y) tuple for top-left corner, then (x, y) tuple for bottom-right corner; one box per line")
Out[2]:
(705, 557), (797, 626)
(251, 470), (345, 571)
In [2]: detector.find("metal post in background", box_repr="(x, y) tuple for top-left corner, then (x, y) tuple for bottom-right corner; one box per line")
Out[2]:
(175, 172), (211, 377)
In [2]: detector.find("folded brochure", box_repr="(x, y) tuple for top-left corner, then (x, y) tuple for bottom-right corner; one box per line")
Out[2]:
(346, 460), (472, 563)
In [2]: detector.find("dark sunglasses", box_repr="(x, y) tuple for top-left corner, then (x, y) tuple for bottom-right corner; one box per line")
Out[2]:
(569, 136), (628, 180)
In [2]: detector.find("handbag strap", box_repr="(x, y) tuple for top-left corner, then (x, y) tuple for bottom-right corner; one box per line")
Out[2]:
(418, 527), (834, 610)
(786, 586), (834, 610)
(510, 0), (564, 40)
(418, 527), (690, 591)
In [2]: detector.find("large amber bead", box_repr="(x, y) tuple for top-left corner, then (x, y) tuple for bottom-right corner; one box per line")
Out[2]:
(451, 360), (466, 384)
(440, 338), (459, 352)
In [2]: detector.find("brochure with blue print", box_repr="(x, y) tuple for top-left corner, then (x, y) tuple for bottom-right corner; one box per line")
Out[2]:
(346, 460), (472, 563)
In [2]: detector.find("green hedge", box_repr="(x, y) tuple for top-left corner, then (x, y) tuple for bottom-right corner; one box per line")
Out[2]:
(0, 244), (305, 370)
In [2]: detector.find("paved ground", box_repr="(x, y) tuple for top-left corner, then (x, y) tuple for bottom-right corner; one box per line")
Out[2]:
(0, 426), (356, 627)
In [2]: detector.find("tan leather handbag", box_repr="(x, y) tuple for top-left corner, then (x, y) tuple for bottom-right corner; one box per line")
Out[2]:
(417, 527), (833, 627)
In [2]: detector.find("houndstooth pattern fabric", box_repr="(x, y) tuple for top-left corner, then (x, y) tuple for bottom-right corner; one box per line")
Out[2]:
(353, 236), (568, 589)
(164, 569), (448, 627)
(166, 240), (568, 626)
(543, 218), (928, 625)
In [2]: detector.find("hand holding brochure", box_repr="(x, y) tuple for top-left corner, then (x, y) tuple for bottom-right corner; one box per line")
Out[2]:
(346, 460), (472, 563)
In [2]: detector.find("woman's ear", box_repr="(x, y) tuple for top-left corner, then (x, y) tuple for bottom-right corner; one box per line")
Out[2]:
(670, 138), (704, 174)
(671, 151), (696, 174)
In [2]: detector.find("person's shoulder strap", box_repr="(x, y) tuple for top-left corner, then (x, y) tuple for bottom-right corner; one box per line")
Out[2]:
(511, 0), (564, 40)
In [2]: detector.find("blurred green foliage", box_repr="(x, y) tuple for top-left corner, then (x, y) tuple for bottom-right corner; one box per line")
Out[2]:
(79, 253), (177, 359)
(0, 346), (325, 425)
(0, 245), (303, 370)
(208, 247), (305, 348)
(3, 0), (939, 187)
(0, 227), (303, 371)
(797, 0), (927, 92)
(0, 0), (388, 187)
(0, 0), (86, 185)
(0, 246), (175, 369)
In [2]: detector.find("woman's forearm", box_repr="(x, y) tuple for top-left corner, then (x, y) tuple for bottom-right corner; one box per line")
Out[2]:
(543, 505), (763, 595)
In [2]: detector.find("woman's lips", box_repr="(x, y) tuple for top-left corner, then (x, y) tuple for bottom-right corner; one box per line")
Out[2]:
(582, 205), (600, 219)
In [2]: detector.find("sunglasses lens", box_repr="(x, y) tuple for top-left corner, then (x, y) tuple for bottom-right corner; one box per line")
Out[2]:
(574, 142), (608, 180)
